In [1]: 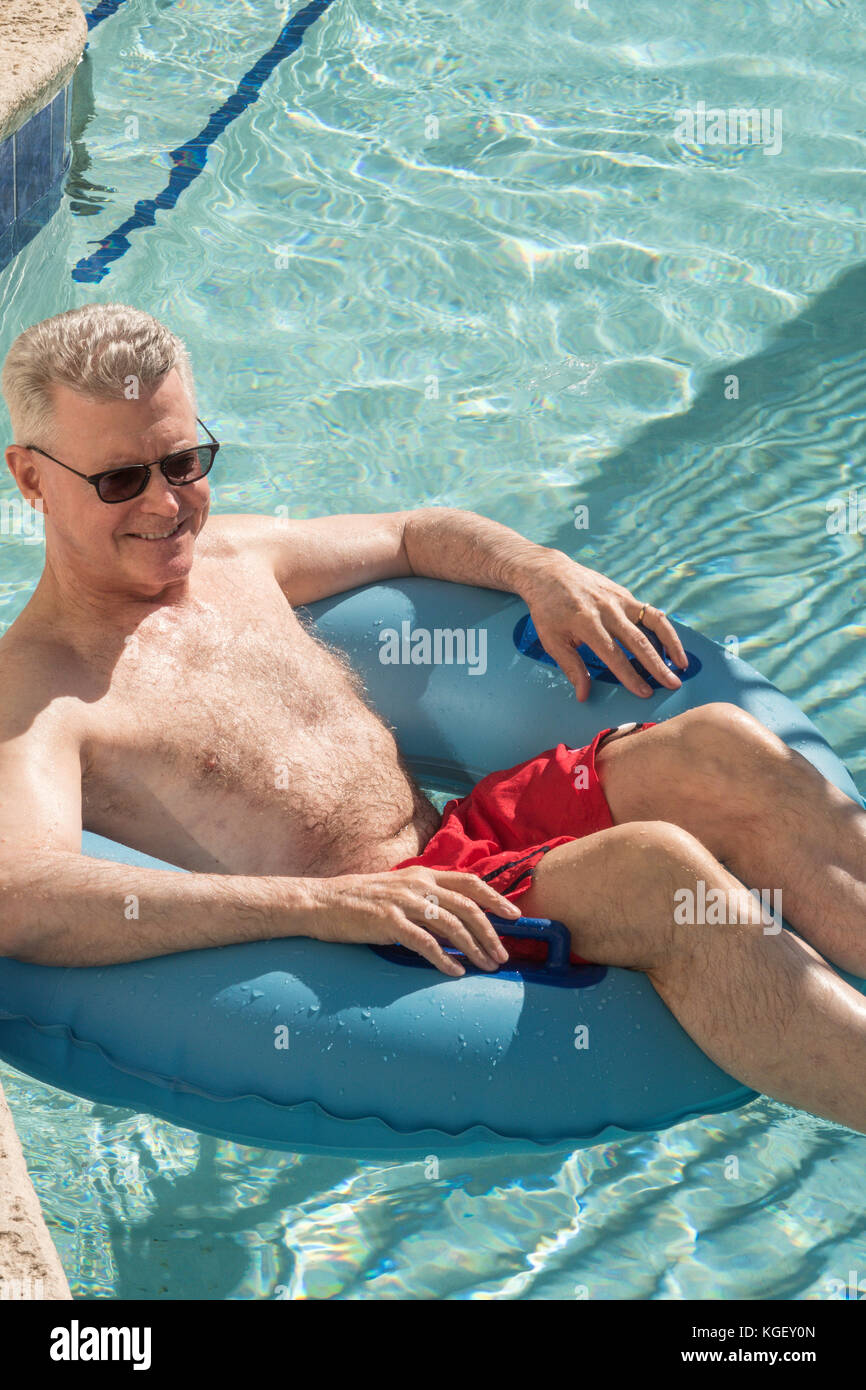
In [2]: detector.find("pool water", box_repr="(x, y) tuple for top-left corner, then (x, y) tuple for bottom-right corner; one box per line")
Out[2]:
(1, 0), (865, 1299)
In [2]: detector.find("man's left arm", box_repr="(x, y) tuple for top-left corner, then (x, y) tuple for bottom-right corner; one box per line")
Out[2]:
(401, 508), (687, 701)
(254, 506), (686, 702)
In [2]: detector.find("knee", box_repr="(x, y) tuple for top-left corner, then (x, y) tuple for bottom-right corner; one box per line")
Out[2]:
(673, 702), (782, 772)
(603, 821), (719, 968)
(614, 818), (711, 876)
(677, 701), (768, 744)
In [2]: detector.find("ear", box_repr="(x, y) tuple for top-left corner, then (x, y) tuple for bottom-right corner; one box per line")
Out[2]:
(6, 447), (48, 513)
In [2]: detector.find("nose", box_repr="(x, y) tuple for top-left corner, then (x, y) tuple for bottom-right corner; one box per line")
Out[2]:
(137, 467), (184, 512)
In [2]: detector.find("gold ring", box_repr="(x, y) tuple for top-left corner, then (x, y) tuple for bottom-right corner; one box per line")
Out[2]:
(636, 603), (647, 624)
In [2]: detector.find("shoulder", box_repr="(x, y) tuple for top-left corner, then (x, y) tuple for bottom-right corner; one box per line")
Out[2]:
(197, 512), (292, 565)
(0, 623), (84, 755)
(196, 510), (411, 604)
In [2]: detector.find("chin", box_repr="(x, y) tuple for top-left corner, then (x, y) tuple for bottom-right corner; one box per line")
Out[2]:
(133, 541), (195, 589)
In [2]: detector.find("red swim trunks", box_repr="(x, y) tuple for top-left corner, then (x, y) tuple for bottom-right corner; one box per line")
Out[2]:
(391, 721), (657, 966)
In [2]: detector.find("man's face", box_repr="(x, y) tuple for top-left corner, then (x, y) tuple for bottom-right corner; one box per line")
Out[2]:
(8, 369), (211, 598)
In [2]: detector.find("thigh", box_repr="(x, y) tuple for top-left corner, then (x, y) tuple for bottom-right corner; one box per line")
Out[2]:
(593, 707), (759, 862)
(594, 717), (673, 825)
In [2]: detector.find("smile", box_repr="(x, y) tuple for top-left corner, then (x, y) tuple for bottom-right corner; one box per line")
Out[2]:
(128, 518), (186, 541)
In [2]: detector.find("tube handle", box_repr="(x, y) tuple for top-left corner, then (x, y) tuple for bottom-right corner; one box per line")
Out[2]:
(485, 914), (572, 970)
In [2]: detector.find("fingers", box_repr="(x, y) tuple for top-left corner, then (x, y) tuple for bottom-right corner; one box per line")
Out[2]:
(644, 608), (688, 671)
(546, 640), (592, 702)
(581, 606), (687, 697)
(582, 622), (657, 698)
(609, 615), (683, 692)
(432, 871), (522, 923)
(390, 870), (517, 974)
(391, 906), (500, 976)
(425, 905), (506, 969)
(426, 890), (511, 965)
(404, 891), (507, 970)
(393, 920), (468, 977)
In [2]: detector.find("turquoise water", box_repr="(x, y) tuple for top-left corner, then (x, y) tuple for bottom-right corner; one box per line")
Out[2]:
(1, 0), (865, 1299)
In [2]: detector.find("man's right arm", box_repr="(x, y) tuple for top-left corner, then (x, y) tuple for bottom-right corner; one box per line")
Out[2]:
(0, 712), (323, 965)
(0, 711), (516, 973)
(3, 848), (323, 966)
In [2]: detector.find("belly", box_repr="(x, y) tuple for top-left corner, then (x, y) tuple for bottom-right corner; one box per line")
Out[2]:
(83, 707), (442, 877)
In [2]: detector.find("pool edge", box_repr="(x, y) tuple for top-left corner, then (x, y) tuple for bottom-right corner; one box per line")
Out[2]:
(0, 1079), (70, 1300)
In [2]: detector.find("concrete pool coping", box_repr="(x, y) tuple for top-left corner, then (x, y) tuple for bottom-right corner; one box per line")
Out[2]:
(0, 0), (86, 147)
(0, 1082), (70, 1299)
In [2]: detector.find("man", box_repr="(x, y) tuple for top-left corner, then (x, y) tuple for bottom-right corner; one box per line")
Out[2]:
(2, 303), (866, 1136)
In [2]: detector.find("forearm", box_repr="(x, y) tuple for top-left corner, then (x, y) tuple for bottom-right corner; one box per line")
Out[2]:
(402, 508), (556, 597)
(0, 851), (321, 967)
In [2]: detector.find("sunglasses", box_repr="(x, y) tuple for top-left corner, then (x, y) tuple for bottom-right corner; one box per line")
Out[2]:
(24, 417), (220, 503)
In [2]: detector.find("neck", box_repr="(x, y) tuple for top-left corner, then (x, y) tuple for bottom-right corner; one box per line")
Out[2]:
(32, 548), (193, 638)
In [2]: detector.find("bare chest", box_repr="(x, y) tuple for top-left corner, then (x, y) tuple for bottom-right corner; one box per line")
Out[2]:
(80, 594), (431, 874)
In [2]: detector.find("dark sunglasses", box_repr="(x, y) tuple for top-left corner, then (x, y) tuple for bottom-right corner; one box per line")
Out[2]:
(23, 417), (220, 503)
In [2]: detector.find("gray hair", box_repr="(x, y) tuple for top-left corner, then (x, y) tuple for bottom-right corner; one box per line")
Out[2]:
(1, 302), (198, 453)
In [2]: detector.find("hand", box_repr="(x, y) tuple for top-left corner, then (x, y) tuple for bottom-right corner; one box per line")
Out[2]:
(520, 551), (689, 702)
(310, 867), (521, 976)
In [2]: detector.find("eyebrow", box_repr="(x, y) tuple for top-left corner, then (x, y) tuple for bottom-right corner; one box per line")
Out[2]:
(101, 441), (195, 469)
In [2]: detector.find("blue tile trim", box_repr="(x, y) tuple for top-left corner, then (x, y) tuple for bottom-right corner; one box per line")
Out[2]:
(0, 76), (74, 272)
(85, 0), (138, 31)
(0, 179), (65, 274)
(0, 135), (14, 228)
(14, 104), (53, 221)
(50, 87), (67, 185)
(72, 0), (336, 284)
(12, 179), (65, 261)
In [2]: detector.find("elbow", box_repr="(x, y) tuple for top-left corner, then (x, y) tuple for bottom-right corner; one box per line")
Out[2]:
(0, 863), (37, 961)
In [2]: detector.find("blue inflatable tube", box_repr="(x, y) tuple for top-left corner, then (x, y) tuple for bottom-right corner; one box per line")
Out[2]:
(0, 578), (863, 1158)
